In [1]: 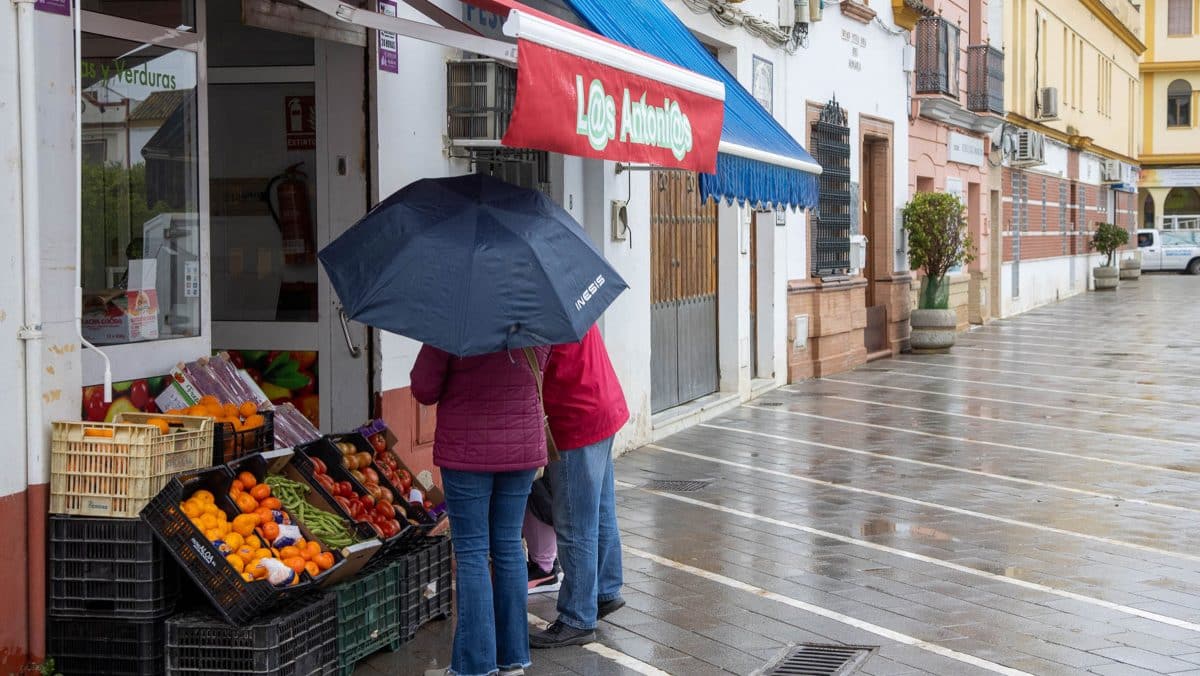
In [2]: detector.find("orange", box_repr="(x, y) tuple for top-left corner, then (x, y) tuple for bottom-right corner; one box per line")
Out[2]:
(305, 541), (321, 560)
(243, 414), (265, 430)
(221, 403), (239, 419)
(205, 528), (222, 542)
(253, 548), (272, 561)
(237, 472), (258, 489)
(245, 535), (261, 549)
(278, 545), (301, 560)
(260, 497), (282, 511)
(314, 552), (335, 571)
(304, 561), (320, 577)
(225, 554), (245, 573)
(250, 484), (272, 501)
(198, 394), (220, 407)
(192, 490), (215, 504)
(283, 557), (306, 574)
(241, 572), (255, 583)
(236, 493), (259, 514)
(260, 522), (280, 543)
(145, 417), (170, 435)
(238, 401), (258, 419)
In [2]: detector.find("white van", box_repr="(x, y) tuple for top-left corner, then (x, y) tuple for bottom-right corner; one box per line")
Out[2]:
(1136, 229), (1200, 275)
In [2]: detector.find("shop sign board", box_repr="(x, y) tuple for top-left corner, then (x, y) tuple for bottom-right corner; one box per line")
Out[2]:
(948, 132), (985, 167)
(285, 96), (316, 150)
(1140, 167), (1200, 188)
(35, 0), (69, 15)
(502, 40), (723, 173)
(377, 0), (399, 73)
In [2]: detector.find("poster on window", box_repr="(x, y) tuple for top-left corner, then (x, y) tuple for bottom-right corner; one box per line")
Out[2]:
(378, 0), (399, 73)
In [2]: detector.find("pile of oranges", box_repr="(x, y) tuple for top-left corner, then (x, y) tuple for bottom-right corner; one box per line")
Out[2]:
(179, 470), (334, 586)
(167, 395), (265, 432)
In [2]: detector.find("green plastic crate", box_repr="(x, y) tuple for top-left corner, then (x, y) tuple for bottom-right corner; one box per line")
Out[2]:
(332, 557), (403, 675)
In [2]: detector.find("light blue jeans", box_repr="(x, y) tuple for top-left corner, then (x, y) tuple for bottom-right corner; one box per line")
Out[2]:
(549, 436), (623, 630)
(442, 468), (537, 676)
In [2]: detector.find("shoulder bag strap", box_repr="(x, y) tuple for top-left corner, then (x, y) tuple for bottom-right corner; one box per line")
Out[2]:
(522, 347), (560, 464)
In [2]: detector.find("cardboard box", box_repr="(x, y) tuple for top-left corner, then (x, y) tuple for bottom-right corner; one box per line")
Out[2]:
(155, 365), (202, 413)
(81, 259), (160, 344)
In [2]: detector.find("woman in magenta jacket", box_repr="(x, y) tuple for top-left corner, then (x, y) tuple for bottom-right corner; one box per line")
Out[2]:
(411, 344), (549, 676)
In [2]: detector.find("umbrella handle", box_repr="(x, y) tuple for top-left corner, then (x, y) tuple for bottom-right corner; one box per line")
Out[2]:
(338, 307), (363, 359)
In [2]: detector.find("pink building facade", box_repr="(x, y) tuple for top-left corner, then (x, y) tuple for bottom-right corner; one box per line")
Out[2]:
(907, 0), (1004, 326)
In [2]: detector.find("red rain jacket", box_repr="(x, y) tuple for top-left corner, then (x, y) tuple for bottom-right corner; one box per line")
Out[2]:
(543, 325), (629, 451)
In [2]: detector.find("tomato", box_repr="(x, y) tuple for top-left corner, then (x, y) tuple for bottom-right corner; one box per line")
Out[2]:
(336, 481), (354, 498)
(424, 500), (434, 511)
(311, 458), (327, 475)
(381, 519), (402, 538)
(378, 487), (393, 504)
(314, 473), (335, 493)
(361, 467), (379, 485)
(370, 433), (387, 453)
(367, 523), (384, 537)
(395, 468), (411, 484)
(376, 501), (395, 519)
(360, 494), (375, 508)
(349, 501), (364, 520)
(333, 496), (352, 513)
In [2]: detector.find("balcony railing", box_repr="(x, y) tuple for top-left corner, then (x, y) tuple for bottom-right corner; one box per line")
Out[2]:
(967, 44), (1004, 115)
(914, 16), (960, 98)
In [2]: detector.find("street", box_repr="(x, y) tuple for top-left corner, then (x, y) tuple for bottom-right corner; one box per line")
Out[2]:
(365, 274), (1200, 675)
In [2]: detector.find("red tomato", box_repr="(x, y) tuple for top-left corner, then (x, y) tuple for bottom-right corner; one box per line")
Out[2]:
(360, 494), (375, 508)
(370, 434), (387, 453)
(311, 458), (327, 475)
(333, 496), (352, 513)
(376, 501), (395, 519)
(336, 481), (354, 498)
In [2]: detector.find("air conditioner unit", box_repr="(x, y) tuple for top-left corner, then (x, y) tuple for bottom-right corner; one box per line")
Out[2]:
(779, 0), (796, 26)
(446, 59), (517, 141)
(1101, 158), (1122, 183)
(1038, 87), (1059, 120)
(1011, 129), (1046, 167)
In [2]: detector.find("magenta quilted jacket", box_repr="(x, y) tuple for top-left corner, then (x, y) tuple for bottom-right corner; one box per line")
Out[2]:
(410, 344), (550, 473)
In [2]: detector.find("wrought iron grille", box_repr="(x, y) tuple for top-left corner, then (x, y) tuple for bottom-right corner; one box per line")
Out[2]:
(915, 16), (960, 97)
(966, 44), (1004, 114)
(811, 98), (851, 277)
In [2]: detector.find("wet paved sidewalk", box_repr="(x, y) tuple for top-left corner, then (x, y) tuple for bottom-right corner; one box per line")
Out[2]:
(363, 275), (1200, 676)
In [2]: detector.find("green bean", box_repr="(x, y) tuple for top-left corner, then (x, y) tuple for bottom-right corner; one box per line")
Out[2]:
(266, 474), (359, 547)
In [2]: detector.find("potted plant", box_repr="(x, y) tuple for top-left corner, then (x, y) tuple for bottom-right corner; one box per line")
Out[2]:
(901, 192), (975, 353)
(1090, 222), (1128, 291)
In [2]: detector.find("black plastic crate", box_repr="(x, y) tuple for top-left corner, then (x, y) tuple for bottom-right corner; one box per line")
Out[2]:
(49, 515), (179, 618)
(165, 593), (337, 675)
(48, 615), (164, 676)
(140, 465), (313, 625)
(331, 556), (403, 675)
(293, 440), (433, 557)
(397, 536), (453, 642)
(213, 409), (275, 465)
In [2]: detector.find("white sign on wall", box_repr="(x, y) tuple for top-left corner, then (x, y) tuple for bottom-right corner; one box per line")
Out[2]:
(948, 132), (985, 167)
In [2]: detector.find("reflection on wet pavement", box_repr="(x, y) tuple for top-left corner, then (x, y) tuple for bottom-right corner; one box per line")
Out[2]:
(365, 277), (1200, 675)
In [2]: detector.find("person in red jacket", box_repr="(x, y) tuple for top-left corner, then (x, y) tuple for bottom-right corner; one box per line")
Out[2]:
(529, 324), (630, 648)
(411, 344), (549, 676)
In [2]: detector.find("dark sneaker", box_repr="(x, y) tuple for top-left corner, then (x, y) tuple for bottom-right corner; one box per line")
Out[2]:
(530, 620), (596, 649)
(597, 596), (626, 620)
(527, 559), (562, 595)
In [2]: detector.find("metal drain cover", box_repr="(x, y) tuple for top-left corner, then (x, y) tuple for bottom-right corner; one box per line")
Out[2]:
(758, 644), (874, 676)
(643, 479), (713, 492)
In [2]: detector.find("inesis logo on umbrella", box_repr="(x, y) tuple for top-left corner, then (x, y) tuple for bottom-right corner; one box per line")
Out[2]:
(575, 75), (694, 161)
(575, 274), (606, 312)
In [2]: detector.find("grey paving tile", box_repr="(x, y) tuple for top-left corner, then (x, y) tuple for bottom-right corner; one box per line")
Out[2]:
(1091, 646), (1199, 673)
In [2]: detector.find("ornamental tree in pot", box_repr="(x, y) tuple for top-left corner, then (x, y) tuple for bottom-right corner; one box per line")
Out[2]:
(902, 192), (975, 353)
(1090, 222), (1128, 291)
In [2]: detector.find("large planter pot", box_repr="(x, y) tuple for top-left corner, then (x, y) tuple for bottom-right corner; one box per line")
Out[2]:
(909, 309), (957, 354)
(1119, 257), (1141, 280)
(1093, 265), (1120, 291)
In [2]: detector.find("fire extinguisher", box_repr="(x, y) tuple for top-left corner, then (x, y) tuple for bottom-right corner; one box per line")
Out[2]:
(266, 162), (316, 265)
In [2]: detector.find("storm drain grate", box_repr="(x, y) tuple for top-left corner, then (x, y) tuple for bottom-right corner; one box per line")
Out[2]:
(643, 479), (713, 492)
(759, 644), (874, 676)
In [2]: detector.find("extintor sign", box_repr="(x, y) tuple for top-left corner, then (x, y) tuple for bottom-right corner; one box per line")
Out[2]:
(284, 96), (316, 151)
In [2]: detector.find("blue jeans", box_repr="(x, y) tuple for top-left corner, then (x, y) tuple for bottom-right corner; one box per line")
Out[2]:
(549, 436), (623, 630)
(442, 468), (537, 676)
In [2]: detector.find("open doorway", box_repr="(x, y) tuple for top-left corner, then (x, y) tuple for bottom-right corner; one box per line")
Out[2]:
(861, 130), (892, 358)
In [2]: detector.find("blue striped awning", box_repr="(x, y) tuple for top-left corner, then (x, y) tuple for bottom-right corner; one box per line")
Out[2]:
(560, 0), (821, 210)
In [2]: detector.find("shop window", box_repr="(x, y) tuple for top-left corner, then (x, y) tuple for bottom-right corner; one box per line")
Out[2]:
(1167, 79), (1192, 127)
(81, 33), (201, 346)
(1168, 0), (1193, 36)
(82, 0), (195, 30)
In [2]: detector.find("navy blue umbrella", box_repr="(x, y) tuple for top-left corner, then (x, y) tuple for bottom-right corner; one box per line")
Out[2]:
(318, 173), (628, 357)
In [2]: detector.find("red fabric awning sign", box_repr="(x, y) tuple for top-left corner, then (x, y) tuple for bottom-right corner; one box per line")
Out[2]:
(504, 38), (723, 172)
(468, 3), (725, 173)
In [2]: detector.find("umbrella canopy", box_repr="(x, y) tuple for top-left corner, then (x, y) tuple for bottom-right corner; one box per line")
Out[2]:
(319, 173), (628, 357)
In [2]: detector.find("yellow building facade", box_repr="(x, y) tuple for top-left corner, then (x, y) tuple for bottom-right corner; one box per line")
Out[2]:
(1140, 0), (1200, 230)
(996, 0), (1145, 316)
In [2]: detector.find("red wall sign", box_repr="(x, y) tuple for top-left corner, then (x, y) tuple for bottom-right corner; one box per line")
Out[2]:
(285, 96), (316, 151)
(502, 40), (722, 174)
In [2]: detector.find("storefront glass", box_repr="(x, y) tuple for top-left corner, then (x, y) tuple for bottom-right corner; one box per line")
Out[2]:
(80, 32), (202, 346)
(82, 0), (196, 30)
